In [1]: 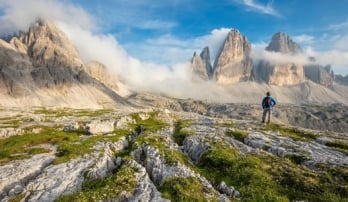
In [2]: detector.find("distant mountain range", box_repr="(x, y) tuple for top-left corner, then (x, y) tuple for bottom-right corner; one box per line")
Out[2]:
(0, 20), (347, 108)
(190, 30), (345, 88)
(190, 29), (348, 104)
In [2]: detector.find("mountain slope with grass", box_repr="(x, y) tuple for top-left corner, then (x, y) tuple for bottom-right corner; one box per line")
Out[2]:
(0, 106), (347, 202)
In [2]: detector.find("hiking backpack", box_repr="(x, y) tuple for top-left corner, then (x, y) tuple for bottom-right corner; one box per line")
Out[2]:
(264, 97), (271, 107)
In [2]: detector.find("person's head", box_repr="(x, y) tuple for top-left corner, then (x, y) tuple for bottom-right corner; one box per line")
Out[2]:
(266, 92), (270, 96)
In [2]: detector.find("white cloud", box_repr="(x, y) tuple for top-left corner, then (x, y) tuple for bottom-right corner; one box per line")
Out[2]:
(252, 49), (309, 65)
(305, 48), (348, 75)
(334, 35), (348, 51)
(329, 19), (348, 31)
(137, 20), (177, 30)
(0, 0), (95, 36)
(236, 0), (281, 17)
(293, 34), (314, 45)
(0, 0), (232, 101)
(124, 28), (231, 65)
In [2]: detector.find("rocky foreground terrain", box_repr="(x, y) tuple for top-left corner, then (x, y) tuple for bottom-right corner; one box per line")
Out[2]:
(0, 99), (347, 202)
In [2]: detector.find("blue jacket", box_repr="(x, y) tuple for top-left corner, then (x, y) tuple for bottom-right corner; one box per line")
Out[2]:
(262, 96), (276, 109)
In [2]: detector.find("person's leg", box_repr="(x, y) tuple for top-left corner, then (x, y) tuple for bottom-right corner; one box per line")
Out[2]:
(267, 109), (271, 123)
(262, 109), (267, 123)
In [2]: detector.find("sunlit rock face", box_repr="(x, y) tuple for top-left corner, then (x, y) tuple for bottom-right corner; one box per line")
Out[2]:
(213, 29), (253, 85)
(191, 46), (213, 81)
(17, 19), (85, 87)
(0, 19), (85, 95)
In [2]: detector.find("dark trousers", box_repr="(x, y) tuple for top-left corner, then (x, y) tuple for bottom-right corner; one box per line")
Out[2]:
(262, 108), (271, 123)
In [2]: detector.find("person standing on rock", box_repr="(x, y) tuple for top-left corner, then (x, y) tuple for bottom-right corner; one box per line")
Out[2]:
(261, 92), (277, 123)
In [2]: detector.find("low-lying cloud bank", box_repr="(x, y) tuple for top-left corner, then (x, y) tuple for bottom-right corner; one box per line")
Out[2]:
(0, 0), (347, 103)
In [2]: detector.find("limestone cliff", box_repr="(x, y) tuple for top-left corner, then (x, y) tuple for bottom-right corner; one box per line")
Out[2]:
(213, 29), (253, 85)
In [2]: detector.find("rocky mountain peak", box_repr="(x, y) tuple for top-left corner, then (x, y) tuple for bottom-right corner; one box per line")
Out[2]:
(213, 29), (253, 84)
(190, 47), (213, 80)
(16, 19), (81, 67)
(266, 32), (302, 54)
(0, 19), (128, 107)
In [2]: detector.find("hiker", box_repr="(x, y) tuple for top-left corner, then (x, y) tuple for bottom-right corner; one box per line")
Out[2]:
(261, 92), (276, 123)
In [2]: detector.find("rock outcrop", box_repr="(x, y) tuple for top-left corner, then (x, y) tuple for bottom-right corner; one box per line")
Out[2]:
(213, 29), (253, 84)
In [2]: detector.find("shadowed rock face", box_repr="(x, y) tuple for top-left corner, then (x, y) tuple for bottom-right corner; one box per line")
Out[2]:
(253, 61), (305, 86)
(191, 47), (213, 81)
(304, 64), (335, 88)
(266, 32), (303, 55)
(213, 29), (253, 85)
(336, 74), (348, 85)
(252, 32), (305, 85)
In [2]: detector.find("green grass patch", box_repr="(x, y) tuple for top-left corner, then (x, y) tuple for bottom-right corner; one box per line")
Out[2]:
(160, 176), (214, 202)
(226, 129), (248, 142)
(196, 139), (348, 201)
(325, 141), (348, 155)
(33, 108), (113, 117)
(0, 127), (77, 165)
(53, 135), (104, 164)
(55, 161), (139, 202)
(0, 126), (130, 165)
(135, 133), (190, 166)
(129, 112), (168, 133)
(8, 193), (26, 202)
(173, 120), (194, 145)
(264, 123), (317, 141)
(284, 154), (310, 165)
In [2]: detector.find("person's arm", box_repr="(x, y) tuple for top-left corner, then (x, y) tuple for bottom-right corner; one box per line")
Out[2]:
(261, 97), (265, 108)
(271, 97), (277, 106)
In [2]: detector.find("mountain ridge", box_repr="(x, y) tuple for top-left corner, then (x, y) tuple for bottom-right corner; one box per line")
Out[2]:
(0, 19), (131, 109)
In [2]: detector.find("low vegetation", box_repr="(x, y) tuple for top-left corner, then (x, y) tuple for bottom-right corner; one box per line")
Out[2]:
(226, 129), (248, 142)
(160, 176), (212, 202)
(325, 141), (348, 155)
(55, 161), (139, 202)
(2, 109), (347, 201)
(0, 126), (129, 165)
(264, 123), (317, 141)
(33, 108), (113, 117)
(173, 120), (194, 145)
(194, 139), (348, 201)
(128, 111), (169, 133)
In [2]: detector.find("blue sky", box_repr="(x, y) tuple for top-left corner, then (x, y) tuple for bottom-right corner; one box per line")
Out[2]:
(73, 0), (348, 74)
(1, 0), (348, 76)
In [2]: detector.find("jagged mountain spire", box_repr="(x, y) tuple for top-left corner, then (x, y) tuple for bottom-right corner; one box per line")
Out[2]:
(213, 29), (253, 85)
(191, 46), (213, 80)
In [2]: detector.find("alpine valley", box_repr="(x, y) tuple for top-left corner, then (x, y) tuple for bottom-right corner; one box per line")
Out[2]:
(0, 20), (347, 202)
